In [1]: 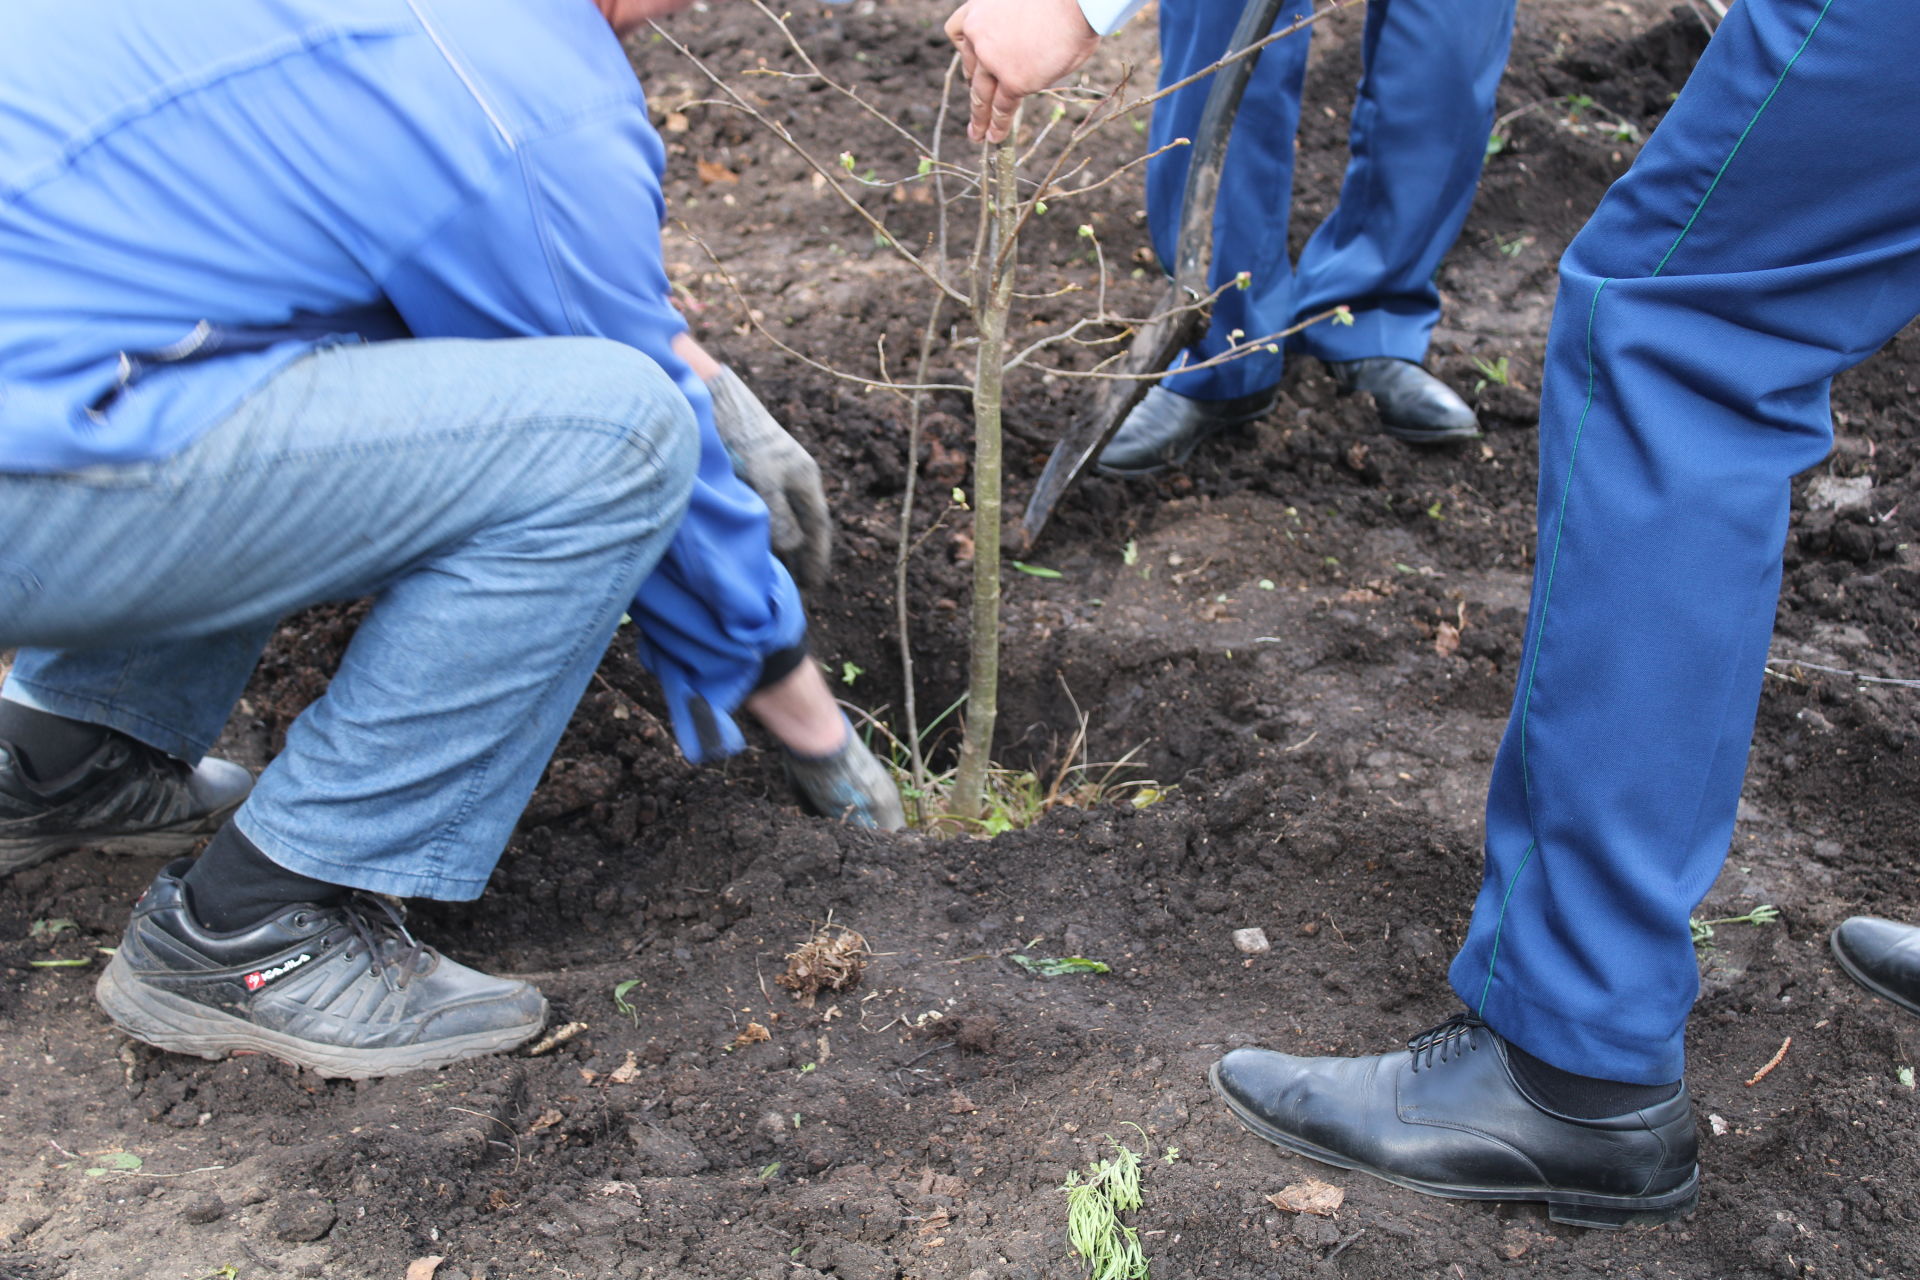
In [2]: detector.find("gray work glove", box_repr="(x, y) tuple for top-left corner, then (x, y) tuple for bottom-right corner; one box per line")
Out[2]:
(784, 727), (906, 831)
(706, 364), (831, 589)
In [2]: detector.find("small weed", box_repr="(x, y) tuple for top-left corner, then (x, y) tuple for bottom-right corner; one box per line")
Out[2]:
(612, 979), (641, 1025)
(1012, 561), (1064, 579)
(1121, 539), (1138, 567)
(29, 958), (89, 968)
(859, 693), (1161, 834)
(840, 660), (865, 686)
(758, 1161), (782, 1180)
(198, 1269), (240, 1280)
(1063, 1136), (1149, 1280)
(1898, 1066), (1915, 1090)
(29, 918), (77, 940)
(1471, 354), (1512, 395)
(1690, 904), (1781, 948)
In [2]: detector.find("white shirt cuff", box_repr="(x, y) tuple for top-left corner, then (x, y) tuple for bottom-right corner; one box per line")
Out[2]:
(1076, 0), (1150, 38)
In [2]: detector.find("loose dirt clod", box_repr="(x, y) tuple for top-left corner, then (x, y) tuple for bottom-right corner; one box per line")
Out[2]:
(776, 923), (870, 1007)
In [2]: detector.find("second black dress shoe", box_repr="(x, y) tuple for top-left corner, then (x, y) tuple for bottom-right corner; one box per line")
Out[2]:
(1095, 384), (1278, 476)
(1209, 1013), (1699, 1228)
(1831, 916), (1920, 1017)
(1326, 357), (1481, 443)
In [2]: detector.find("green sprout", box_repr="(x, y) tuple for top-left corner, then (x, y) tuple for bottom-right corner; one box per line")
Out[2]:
(1690, 904), (1781, 948)
(1063, 1137), (1148, 1280)
(1471, 355), (1512, 395)
(840, 661), (865, 686)
(612, 978), (642, 1025)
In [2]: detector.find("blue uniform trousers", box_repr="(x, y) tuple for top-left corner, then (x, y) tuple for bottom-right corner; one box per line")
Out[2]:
(1150, 0), (1515, 400)
(1449, 0), (1920, 1084)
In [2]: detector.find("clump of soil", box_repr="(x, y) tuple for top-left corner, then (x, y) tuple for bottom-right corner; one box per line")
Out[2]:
(3, 4), (1918, 1279)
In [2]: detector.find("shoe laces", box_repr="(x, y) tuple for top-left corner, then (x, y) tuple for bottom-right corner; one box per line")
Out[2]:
(330, 893), (432, 993)
(1406, 1012), (1487, 1072)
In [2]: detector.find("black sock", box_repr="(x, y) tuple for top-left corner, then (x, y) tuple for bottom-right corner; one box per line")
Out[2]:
(1506, 1042), (1682, 1119)
(0, 700), (111, 783)
(182, 823), (348, 933)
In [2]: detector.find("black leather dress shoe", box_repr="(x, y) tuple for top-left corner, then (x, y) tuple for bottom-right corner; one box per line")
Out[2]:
(1210, 1014), (1699, 1228)
(1095, 385), (1278, 476)
(1831, 917), (1920, 1017)
(1326, 358), (1481, 443)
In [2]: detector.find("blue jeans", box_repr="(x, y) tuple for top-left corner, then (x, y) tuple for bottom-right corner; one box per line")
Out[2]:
(0, 337), (698, 900)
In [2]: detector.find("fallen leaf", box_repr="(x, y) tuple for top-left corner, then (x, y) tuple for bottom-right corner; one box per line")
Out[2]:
(663, 111), (690, 133)
(729, 1021), (772, 1050)
(1268, 1177), (1344, 1217)
(696, 158), (740, 186)
(608, 1051), (642, 1085)
(947, 1091), (978, 1114)
(1434, 620), (1461, 657)
(527, 1108), (564, 1134)
(917, 1207), (951, 1235)
(405, 1257), (446, 1280)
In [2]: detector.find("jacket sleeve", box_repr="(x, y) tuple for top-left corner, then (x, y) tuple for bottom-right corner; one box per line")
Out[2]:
(1076, 0), (1149, 37)
(378, 102), (806, 762)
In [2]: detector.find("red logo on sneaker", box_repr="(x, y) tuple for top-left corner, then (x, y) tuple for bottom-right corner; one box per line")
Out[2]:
(243, 952), (313, 992)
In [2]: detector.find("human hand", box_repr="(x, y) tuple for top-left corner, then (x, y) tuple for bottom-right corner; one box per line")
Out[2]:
(945, 0), (1100, 143)
(705, 364), (832, 589)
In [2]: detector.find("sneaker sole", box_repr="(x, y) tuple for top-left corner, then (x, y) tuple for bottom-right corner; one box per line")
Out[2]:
(1207, 1061), (1699, 1229)
(1829, 932), (1920, 1018)
(0, 800), (245, 877)
(96, 953), (548, 1081)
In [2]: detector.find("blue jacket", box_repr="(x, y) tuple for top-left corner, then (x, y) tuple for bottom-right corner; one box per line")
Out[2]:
(0, 0), (804, 758)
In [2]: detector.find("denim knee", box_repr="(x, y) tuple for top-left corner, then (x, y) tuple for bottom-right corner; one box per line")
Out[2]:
(527, 337), (700, 519)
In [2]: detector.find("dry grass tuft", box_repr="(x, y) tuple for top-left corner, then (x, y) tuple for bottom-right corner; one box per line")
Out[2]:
(777, 923), (870, 1007)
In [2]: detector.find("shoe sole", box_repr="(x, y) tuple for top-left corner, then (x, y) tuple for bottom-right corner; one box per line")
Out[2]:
(0, 797), (246, 877)
(1207, 1062), (1699, 1229)
(95, 953), (548, 1081)
(1380, 422), (1484, 446)
(1829, 933), (1920, 1018)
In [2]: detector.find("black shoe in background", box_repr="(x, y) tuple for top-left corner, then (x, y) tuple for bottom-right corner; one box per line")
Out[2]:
(0, 735), (252, 875)
(1326, 358), (1481, 444)
(96, 861), (548, 1079)
(1209, 1013), (1699, 1228)
(1094, 385), (1279, 476)
(1831, 916), (1920, 1017)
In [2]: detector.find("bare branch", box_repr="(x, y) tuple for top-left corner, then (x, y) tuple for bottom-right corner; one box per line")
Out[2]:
(648, 17), (971, 307)
(681, 227), (971, 393)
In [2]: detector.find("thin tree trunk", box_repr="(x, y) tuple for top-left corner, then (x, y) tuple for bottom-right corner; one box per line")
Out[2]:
(951, 136), (1020, 821)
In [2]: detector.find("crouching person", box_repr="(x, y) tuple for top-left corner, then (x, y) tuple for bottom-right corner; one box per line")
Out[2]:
(0, 0), (897, 1080)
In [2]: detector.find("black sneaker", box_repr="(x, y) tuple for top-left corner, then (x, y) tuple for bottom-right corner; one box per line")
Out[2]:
(96, 861), (548, 1079)
(1210, 1013), (1699, 1228)
(0, 735), (253, 876)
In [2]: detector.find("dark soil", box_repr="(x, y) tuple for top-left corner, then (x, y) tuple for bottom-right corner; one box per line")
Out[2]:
(4, 3), (1918, 1278)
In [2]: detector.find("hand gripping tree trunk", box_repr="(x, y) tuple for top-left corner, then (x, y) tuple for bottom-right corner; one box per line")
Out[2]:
(951, 135), (1021, 823)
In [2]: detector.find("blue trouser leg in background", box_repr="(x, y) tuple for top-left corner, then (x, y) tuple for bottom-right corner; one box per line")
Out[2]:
(1289, 0), (1514, 365)
(1150, 0), (1514, 401)
(1, 337), (697, 901)
(1449, 0), (1920, 1084)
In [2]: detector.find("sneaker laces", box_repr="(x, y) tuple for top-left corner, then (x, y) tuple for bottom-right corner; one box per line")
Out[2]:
(1406, 1012), (1487, 1072)
(332, 893), (432, 993)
